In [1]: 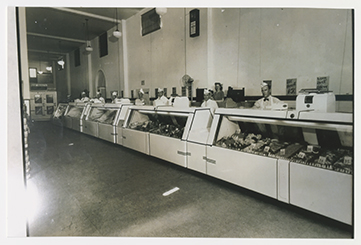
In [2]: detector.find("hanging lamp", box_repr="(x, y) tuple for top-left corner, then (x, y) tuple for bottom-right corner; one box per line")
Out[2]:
(37, 55), (43, 74)
(113, 8), (122, 38)
(155, 7), (167, 16)
(85, 19), (93, 52)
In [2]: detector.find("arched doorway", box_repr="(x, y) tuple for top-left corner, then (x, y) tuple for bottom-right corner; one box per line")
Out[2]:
(95, 70), (106, 98)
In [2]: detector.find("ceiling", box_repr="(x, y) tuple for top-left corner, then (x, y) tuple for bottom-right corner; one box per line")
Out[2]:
(26, 7), (143, 63)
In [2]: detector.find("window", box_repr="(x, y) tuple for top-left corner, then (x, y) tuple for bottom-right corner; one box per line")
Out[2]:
(99, 32), (108, 58)
(141, 8), (161, 36)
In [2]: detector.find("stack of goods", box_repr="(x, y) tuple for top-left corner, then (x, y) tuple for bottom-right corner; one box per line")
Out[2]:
(291, 146), (321, 165)
(331, 149), (353, 174)
(129, 120), (185, 139)
(66, 107), (82, 118)
(269, 142), (303, 159)
(215, 129), (251, 151)
(96, 110), (117, 124)
(88, 108), (104, 121)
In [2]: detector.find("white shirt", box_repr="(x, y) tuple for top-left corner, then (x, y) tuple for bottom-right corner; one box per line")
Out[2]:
(201, 99), (218, 114)
(153, 95), (169, 106)
(253, 95), (281, 110)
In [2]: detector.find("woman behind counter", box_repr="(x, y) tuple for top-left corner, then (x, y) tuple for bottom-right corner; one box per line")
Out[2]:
(213, 82), (225, 101)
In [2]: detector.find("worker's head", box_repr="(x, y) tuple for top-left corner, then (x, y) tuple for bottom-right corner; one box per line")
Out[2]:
(111, 91), (118, 100)
(204, 89), (213, 101)
(215, 82), (222, 91)
(96, 91), (101, 98)
(81, 91), (86, 98)
(157, 88), (164, 98)
(261, 82), (271, 98)
(139, 89), (144, 98)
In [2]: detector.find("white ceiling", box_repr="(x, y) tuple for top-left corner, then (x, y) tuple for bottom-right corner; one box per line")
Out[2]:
(26, 7), (143, 63)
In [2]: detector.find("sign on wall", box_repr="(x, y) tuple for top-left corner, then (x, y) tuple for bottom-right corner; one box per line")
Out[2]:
(286, 78), (297, 95)
(317, 76), (330, 92)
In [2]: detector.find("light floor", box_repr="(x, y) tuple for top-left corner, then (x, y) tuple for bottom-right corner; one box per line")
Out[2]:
(26, 121), (353, 239)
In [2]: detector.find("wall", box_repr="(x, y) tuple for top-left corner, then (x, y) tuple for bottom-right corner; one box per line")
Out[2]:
(126, 8), (186, 98)
(210, 8), (353, 96)
(69, 8), (353, 103)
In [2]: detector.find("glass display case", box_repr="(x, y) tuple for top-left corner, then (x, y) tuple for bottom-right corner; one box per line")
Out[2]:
(63, 102), (89, 131)
(52, 103), (69, 126)
(123, 106), (213, 167)
(82, 103), (132, 143)
(206, 108), (353, 225)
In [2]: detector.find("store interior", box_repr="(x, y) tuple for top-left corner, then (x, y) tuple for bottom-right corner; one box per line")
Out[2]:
(6, 4), (357, 242)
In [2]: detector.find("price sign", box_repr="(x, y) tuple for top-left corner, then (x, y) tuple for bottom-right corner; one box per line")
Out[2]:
(264, 146), (270, 153)
(344, 156), (352, 165)
(280, 149), (286, 155)
(298, 152), (306, 159)
(307, 145), (313, 152)
(318, 156), (326, 164)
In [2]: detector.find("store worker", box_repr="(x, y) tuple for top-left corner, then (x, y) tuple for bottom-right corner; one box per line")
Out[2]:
(135, 89), (146, 106)
(253, 82), (282, 110)
(153, 88), (169, 106)
(79, 91), (90, 102)
(201, 89), (218, 114)
(111, 91), (118, 103)
(213, 82), (225, 101)
(90, 91), (105, 104)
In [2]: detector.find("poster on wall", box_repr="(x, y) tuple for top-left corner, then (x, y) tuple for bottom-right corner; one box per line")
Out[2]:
(317, 76), (330, 92)
(181, 86), (186, 96)
(286, 78), (297, 95)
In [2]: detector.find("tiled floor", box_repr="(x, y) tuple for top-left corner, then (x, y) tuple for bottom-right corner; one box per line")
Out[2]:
(26, 121), (353, 239)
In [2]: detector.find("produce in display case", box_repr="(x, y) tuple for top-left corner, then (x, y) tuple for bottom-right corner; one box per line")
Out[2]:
(63, 102), (89, 131)
(123, 106), (212, 167)
(206, 108), (353, 224)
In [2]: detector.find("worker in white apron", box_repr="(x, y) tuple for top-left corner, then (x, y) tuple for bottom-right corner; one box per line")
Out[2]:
(253, 82), (281, 110)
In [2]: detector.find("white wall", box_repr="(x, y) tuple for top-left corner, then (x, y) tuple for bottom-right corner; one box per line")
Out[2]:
(210, 8), (353, 96)
(69, 8), (353, 102)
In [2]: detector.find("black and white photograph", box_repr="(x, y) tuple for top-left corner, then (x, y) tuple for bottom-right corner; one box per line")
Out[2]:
(3, 0), (360, 245)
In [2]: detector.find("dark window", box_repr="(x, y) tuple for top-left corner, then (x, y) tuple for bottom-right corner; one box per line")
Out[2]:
(141, 8), (161, 36)
(74, 48), (80, 67)
(99, 32), (108, 58)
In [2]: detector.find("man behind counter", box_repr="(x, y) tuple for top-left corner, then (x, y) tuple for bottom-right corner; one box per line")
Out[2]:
(252, 82), (282, 110)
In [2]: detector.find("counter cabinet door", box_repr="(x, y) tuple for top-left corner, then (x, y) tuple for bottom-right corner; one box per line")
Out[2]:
(289, 162), (352, 225)
(122, 128), (150, 155)
(187, 142), (207, 174)
(206, 146), (278, 199)
(149, 133), (187, 168)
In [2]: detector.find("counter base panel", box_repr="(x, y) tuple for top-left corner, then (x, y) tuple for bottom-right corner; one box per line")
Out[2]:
(122, 128), (150, 155)
(98, 124), (116, 143)
(277, 159), (290, 203)
(149, 134), (187, 168)
(290, 162), (352, 225)
(206, 146), (277, 199)
(64, 117), (72, 129)
(116, 127), (123, 145)
(71, 118), (81, 131)
(83, 121), (99, 137)
(187, 142), (207, 174)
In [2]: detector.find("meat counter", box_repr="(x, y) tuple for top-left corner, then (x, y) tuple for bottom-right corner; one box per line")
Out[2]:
(122, 106), (213, 167)
(63, 102), (90, 131)
(206, 108), (353, 225)
(82, 102), (132, 143)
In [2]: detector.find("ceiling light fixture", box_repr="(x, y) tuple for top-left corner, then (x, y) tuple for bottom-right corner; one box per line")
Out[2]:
(155, 7), (167, 16)
(113, 8), (122, 38)
(85, 19), (93, 52)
